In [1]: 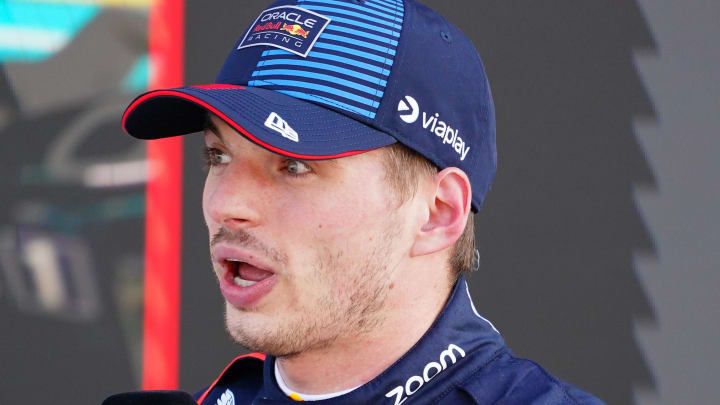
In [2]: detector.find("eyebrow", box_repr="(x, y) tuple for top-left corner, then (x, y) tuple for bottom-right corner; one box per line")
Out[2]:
(316, 157), (339, 166)
(204, 115), (225, 143)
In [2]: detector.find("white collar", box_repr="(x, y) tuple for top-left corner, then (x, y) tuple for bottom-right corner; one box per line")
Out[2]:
(274, 361), (361, 401)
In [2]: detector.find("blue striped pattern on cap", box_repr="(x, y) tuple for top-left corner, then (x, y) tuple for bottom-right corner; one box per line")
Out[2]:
(248, 0), (405, 119)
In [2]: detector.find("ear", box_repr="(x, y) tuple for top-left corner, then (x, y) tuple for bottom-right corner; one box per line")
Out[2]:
(410, 168), (472, 257)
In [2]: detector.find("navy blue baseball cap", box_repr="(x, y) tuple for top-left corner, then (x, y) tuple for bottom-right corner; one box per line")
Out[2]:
(122, 0), (496, 210)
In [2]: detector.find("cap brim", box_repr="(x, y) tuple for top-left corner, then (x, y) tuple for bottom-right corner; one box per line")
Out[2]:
(122, 84), (396, 160)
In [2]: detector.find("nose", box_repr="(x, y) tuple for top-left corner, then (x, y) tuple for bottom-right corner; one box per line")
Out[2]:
(203, 163), (265, 230)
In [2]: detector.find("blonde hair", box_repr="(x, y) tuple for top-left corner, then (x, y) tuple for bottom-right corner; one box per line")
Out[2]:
(381, 143), (476, 281)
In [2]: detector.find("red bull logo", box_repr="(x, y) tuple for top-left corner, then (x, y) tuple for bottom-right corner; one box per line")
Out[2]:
(253, 21), (282, 33)
(280, 23), (310, 39)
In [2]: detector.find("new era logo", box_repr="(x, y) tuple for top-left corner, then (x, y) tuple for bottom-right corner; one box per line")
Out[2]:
(265, 112), (299, 142)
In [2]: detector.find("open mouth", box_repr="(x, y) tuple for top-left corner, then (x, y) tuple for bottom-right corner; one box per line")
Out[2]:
(225, 259), (274, 288)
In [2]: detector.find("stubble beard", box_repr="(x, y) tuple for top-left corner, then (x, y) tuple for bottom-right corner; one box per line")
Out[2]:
(224, 217), (403, 358)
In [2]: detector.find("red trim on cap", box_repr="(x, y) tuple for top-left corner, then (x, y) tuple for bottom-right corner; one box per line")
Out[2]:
(196, 353), (267, 404)
(192, 84), (245, 90)
(123, 89), (375, 160)
(141, 0), (184, 391)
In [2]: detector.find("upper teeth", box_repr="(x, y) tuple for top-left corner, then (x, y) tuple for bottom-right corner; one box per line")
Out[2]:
(234, 276), (257, 288)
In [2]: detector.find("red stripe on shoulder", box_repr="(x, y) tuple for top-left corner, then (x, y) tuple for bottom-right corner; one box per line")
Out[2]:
(242, 353), (267, 361)
(196, 353), (266, 404)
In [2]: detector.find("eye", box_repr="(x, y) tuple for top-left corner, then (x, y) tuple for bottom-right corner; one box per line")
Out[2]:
(285, 159), (312, 176)
(203, 147), (231, 169)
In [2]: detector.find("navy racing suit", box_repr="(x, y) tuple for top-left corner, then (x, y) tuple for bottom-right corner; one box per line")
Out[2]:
(195, 277), (605, 404)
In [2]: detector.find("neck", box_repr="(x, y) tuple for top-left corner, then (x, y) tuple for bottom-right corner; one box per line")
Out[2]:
(276, 260), (453, 395)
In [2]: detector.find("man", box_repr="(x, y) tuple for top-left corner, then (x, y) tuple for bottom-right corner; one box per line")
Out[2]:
(122, 0), (604, 403)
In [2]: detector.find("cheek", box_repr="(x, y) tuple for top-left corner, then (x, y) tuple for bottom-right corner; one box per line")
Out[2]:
(202, 175), (220, 226)
(202, 182), (210, 224)
(202, 180), (220, 272)
(202, 180), (210, 226)
(279, 180), (393, 247)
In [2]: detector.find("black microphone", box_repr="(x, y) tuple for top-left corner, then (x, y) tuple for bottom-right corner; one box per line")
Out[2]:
(102, 391), (197, 405)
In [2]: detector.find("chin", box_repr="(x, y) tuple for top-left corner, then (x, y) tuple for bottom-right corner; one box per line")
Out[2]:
(225, 302), (263, 334)
(223, 301), (323, 357)
(225, 302), (279, 353)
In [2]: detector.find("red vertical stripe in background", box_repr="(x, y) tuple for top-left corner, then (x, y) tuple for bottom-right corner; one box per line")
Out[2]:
(142, 0), (185, 390)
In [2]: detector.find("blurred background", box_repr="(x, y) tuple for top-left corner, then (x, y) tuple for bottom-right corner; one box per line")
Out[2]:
(1, 0), (718, 404)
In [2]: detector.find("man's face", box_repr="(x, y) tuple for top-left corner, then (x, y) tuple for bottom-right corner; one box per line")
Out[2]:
(202, 117), (412, 357)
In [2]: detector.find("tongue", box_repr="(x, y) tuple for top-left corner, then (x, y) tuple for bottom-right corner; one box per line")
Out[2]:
(238, 263), (273, 282)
